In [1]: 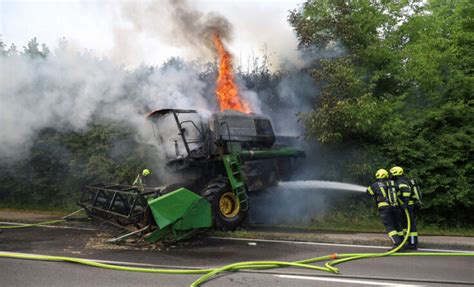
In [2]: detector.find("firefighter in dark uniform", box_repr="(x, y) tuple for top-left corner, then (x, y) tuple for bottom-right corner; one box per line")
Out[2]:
(390, 166), (421, 250)
(367, 169), (404, 250)
(385, 177), (405, 239)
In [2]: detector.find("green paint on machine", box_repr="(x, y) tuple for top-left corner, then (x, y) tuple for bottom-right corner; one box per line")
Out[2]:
(146, 188), (212, 242)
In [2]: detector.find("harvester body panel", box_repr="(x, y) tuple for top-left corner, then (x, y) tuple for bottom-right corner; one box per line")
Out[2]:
(147, 188), (212, 230)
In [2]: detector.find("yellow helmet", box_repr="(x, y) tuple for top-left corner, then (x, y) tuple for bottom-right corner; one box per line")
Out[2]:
(142, 169), (151, 176)
(390, 166), (404, 176)
(375, 169), (388, 179)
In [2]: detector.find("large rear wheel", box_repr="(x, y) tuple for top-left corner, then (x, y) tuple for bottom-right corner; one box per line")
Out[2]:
(201, 177), (247, 230)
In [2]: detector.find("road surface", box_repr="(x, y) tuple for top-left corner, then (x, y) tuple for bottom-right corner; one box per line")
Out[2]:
(0, 226), (472, 286)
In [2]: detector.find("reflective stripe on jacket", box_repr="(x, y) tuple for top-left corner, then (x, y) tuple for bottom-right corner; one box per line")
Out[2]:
(132, 174), (143, 187)
(408, 178), (422, 205)
(393, 176), (412, 205)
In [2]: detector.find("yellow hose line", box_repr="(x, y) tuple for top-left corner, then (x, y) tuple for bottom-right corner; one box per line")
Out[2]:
(0, 219), (66, 229)
(0, 252), (212, 274)
(1, 250), (473, 286)
(0, 208), (84, 229)
(189, 260), (333, 287)
(1, 208), (473, 287)
(324, 208), (412, 273)
(1, 250), (473, 287)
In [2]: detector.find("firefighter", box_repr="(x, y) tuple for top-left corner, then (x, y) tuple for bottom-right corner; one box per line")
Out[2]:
(390, 166), (420, 250)
(132, 168), (151, 190)
(385, 177), (405, 239)
(367, 169), (404, 250)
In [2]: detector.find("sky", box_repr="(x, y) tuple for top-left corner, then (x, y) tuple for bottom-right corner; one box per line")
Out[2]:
(0, 0), (305, 69)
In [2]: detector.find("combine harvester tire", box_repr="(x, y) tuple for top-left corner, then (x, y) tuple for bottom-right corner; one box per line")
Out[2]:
(201, 177), (247, 231)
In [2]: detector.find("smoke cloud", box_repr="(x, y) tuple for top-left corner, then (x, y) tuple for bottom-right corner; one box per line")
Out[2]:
(167, 0), (233, 49)
(0, 46), (212, 161)
(0, 0), (278, 161)
(249, 185), (330, 225)
(113, 0), (233, 64)
(248, 181), (366, 226)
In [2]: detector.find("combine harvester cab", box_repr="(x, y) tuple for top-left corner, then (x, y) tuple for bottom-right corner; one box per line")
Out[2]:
(79, 109), (304, 243)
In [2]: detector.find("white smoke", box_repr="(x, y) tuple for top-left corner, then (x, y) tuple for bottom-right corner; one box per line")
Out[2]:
(249, 181), (367, 226)
(111, 0), (267, 113)
(0, 0), (268, 162)
(0, 45), (212, 161)
(0, 0), (306, 160)
(111, 0), (234, 65)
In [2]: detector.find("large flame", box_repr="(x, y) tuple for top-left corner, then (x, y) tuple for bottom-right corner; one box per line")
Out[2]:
(212, 34), (251, 113)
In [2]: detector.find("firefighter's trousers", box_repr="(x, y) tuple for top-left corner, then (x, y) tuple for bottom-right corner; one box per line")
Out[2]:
(378, 206), (403, 246)
(401, 205), (418, 247)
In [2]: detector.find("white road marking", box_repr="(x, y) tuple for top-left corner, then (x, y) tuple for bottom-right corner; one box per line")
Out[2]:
(276, 274), (425, 286)
(209, 236), (389, 249)
(0, 221), (97, 231)
(208, 236), (473, 253)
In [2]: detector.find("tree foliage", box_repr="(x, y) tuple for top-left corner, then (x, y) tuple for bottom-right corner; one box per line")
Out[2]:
(0, 120), (152, 209)
(290, 0), (473, 223)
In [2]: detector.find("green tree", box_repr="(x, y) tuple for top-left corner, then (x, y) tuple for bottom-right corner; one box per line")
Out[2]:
(8, 43), (18, 55)
(0, 40), (6, 56)
(0, 121), (153, 209)
(23, 37), (49, 58)
(290, 0), (473, 223)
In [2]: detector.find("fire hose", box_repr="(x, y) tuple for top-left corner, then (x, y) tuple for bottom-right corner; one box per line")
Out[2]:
(0, 208), (473, 287)
(0, 208), (82, 229)
(0, 219), (66, 229)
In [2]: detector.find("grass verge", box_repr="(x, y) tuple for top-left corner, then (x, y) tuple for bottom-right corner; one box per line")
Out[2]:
(0, 202), (79, 213)
(1, 203), (472, 237)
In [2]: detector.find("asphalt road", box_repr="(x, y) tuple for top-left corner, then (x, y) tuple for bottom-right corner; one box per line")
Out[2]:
(1, 227), (473, 287)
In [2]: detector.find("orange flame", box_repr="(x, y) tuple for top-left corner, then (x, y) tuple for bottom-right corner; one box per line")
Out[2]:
(212, 34), (251, 113)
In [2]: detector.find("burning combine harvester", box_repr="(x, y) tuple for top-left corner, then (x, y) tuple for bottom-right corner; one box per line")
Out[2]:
(77, 34), (305, 243)
(78, 110), (304, 242)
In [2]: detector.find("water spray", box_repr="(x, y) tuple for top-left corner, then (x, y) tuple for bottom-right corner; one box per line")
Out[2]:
(279, 180), (366, 192)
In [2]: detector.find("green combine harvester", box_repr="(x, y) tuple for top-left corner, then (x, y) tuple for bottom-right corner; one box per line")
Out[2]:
(78, 109), (304, 242)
